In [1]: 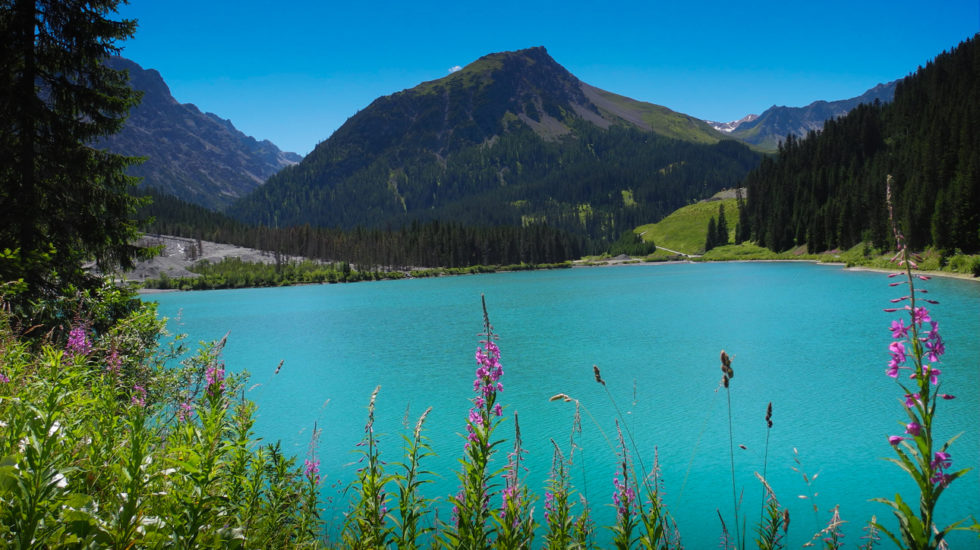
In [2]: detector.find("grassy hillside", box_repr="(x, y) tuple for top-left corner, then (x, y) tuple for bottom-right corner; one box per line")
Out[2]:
(635, 197), (738, 255)
(583, 85), (725, 145)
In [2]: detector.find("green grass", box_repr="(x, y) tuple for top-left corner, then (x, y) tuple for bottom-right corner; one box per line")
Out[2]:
(632, 197), (979, 279)
(635, 198), (738, 255)
(587, 87), (724, 145)
(690, 241), (980, 278)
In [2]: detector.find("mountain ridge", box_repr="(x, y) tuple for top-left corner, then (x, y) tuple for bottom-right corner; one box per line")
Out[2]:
(99, 57), (302, 211)
(722, 80), (898, 150)
(230, 46), (760, 240)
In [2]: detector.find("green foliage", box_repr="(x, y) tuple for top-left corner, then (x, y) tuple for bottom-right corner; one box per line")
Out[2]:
(0, 295), (321, 548)
(141, 257), (572, 291)
(704, 217), (718, 253)
(140, 190), (586, 269)
(635, 198), (739, 255)
(744, 35), (980, 254)
(342, 387), (394, 549)
(393, 407), (434, 550)
(704, 203), (732, 253)
(0, 1), (149, 308)
(608, 230), (656, 257)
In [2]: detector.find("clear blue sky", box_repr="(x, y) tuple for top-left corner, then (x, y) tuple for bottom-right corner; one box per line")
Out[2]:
(117, 0), (979, 155)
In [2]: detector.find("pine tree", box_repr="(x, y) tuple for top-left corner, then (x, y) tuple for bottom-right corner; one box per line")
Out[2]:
(704, 217), (717, 252)
(716, 203), (729, 246)
(0, 0), (144, 302)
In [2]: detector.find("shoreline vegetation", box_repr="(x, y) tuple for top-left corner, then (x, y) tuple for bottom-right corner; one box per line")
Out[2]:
(132, 237), (979, 293)
(137, 257), (575, 291)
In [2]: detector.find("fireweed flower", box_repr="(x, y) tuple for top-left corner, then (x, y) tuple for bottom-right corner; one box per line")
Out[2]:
(887, 341), (907, 377)
(131, 385), (147, 408)
(304, 422), (321, 484)
(880, 175), (966, 544)
(0, 372), (8, 384)
(912, 306), (931, 326)
(66, 326), (92, 357)
(465, 330), (504, 447)
(904, 393), (922, 408)
(924, 322), (945, 362)
(177, 401), (194, 422)
(303, 459), (320, 479)
(929, 451), (953, 486)
(106, 349), (122, 374)
(612, 474), (636, 517)
(890, 319), (911, 339)
(205, 362), (225, 397)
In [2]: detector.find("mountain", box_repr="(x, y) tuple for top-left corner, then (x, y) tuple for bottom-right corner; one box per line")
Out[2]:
(725, 81), (898, 150)
(743, 35), (979, 254)
(231, 47), (761, 241)
(99, 57), (302, 211)
(705, 114), (758, 134)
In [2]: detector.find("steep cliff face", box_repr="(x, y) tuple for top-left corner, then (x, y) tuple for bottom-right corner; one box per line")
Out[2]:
(99, 57), (301, 211)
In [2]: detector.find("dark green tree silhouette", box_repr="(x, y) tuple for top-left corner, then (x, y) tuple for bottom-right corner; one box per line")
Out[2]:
(704, 217), (717, 252)
(0, 0), (145, 303)
(716, 203), (729, 246)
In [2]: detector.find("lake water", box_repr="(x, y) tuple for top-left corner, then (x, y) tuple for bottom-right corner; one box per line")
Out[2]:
(149, 262), (980, 547)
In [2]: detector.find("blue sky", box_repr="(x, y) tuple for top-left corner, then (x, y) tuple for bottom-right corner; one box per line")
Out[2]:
(117, 0), (978, 155)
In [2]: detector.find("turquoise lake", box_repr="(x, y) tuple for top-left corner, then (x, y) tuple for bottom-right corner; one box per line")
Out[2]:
(149, 262), (980, 547)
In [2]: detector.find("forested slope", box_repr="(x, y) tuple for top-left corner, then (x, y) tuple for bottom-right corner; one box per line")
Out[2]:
(743, 35), (979, 253)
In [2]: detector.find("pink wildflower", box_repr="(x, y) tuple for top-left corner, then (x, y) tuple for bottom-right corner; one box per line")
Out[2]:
(912, 306), (931, 326)
(205, 363), (225, 397)
(303, 458), (320, 483)
(612, 474), (636, 517)
(889, 319), (911, 339)
(106, 349), (122, 374)
(930, 451), (953, 486)
(904, 393), (922, 408)
(66, 326), (91, 357)
(177, 401), (194, 422)
(131, 385), (147, 408)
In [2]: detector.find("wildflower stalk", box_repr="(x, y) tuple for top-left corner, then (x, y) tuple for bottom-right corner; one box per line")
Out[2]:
(595, 366), (653, 496)
(343, 385), (392, 548)
(543, 439), (575, 549)
(395, 406), (434, 549)
(637, 447), (680, 550)
(496, 412), (536, 548)
(444, 295), (507, 548)
(298, 421), (323, 544)
(753, 473), (788, 550)
(611, 422), (638, 550)
(859, 516), (882, 550)
(873, 175), (975, 549)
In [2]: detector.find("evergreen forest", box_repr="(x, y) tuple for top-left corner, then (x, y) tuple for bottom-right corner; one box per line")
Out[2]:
(742, 34), (980, 254)
(142, 189), (586, 269)
(233, 121), (761, 244)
